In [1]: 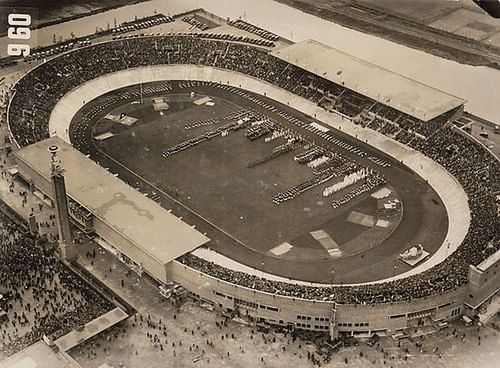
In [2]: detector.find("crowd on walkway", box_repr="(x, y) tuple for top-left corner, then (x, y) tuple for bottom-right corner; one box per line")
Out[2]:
(71, 302), (336, 367)
(0, 210), (114, 358)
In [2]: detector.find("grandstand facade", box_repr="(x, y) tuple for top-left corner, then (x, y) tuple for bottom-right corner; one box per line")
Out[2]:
(7, 32), (500, 339)
(272, 40), (466, 122)
(14, 137), (209, 284)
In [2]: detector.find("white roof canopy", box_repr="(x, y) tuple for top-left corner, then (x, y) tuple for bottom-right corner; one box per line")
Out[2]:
(272, 40), (466, 122)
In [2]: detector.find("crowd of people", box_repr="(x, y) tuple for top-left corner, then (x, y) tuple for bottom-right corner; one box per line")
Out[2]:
(294, 146), (325, 164)
(247, 139), (299, 169)
(162, 120), (245, 158)
(180, 122), (498, 303)
(272, 161), (362, 205)
(5, 34), (441, 150)
(227, 19), (280, 41)
(330, 173), (386, 209)
(182, 16), (210, 31)
(0, 210), (114, 358)
(6, 34), (499, 305)
(323, 168), (371, 198)
(184, 109), (253, 130)
(359, 103), (456, 146)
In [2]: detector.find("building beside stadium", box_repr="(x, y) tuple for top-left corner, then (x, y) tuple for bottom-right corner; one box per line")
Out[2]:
(272, 39), (465, 123)
(14, 137), (209, 284)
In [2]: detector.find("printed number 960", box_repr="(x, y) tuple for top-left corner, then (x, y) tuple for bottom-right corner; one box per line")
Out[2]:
(7, 14), (31, 57)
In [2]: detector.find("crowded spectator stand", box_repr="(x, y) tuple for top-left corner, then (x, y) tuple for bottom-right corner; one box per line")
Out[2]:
(6, 34), (499, 306)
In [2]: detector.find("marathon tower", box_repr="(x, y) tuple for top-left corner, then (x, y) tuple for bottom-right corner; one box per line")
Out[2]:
(48, 145), (77, 260)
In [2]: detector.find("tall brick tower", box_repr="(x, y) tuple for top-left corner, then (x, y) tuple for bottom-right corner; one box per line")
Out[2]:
(48, 145), (76, 260)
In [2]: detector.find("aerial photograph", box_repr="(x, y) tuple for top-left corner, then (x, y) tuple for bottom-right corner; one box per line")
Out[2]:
(0, 0), (499, 367)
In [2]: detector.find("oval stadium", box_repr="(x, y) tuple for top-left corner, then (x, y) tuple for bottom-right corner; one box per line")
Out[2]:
(6, 25), (500, 341)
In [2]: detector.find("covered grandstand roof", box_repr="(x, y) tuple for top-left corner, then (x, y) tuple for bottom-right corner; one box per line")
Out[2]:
(15, 137), (210, 265)
(271, 40), (466, 122)
(0, 341), (81, 368)
(477, 249), (500, 272)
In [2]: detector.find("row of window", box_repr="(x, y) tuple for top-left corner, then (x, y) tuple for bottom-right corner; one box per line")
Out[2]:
(314, 325), (329, 330)
(407, 308), (434, 319)
(297, 315), (330, 322)
(389, 301), (455, 319)
(213, 291), (279, 312)
(235, 298), (258, 310)
(296, 323), (330, 330)
(338, 322), (369, 327)
(296, 323), (311, 328)
(261, 305), (279, 312)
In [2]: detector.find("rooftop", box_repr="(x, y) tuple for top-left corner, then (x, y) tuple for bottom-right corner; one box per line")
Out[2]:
(0, 341), (81, 368)
(477, 248), (500, 272)
(54, 307), (128, 352)
(15, 137), (210, 265)
(271, 40), (466, 122)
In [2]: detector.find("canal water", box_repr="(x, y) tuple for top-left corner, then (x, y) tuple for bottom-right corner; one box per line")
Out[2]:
(1, 0), (498, 122)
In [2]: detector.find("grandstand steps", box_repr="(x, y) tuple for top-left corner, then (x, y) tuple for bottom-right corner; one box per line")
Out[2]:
(229, 305), (240, 319)
(150, 193), (161, 203)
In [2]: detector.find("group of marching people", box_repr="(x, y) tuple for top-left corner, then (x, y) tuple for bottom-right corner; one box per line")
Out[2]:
(181, 123), (499, 305)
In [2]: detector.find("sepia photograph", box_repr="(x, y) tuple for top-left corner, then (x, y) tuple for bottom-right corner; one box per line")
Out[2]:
(0, 0), (499, 367)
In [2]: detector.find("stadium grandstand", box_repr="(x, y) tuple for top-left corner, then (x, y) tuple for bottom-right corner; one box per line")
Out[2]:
(5, 29), (499, 339)
(271, 39), (466, 122)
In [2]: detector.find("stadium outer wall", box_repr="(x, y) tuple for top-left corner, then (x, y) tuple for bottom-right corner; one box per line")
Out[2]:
(169, 261), (468, 338)
(11, 62), (497, 338)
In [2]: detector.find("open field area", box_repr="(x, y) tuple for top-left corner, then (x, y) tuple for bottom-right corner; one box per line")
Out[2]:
(68, 81), (448, 284)
(97, 97), (393, 257)
(360, 0), (500, 46)
(357, 0), (464, 23)
(276, 0), (500, 67)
